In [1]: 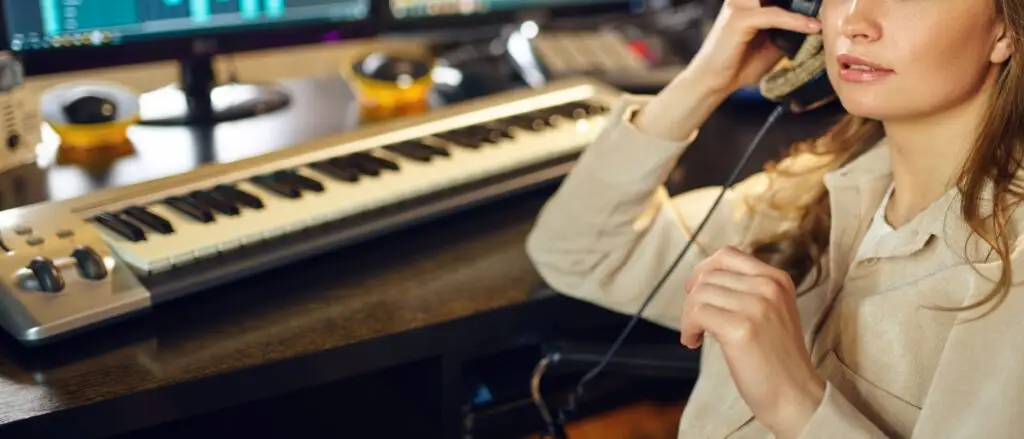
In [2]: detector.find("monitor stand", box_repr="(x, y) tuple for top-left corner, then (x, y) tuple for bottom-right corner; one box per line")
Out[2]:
(137, 54), (290, 126)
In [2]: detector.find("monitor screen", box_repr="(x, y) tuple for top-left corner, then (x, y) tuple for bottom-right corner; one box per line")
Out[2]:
(388, 0), (638, 19)
(3, 0), (371, 52)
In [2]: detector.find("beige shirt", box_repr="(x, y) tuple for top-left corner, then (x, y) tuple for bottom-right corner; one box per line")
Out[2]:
(526, 94), (1024, 438)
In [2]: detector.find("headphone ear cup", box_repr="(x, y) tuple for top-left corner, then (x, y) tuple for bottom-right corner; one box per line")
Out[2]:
(758, 33), (826, 102)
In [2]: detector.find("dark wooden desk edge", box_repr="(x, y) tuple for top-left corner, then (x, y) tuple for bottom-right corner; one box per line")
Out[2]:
(0, 290), (619, 439)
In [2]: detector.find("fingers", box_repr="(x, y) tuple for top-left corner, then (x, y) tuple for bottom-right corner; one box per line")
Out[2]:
(737, 5), (821, 35)
(697, 268), (791, 303)
(680, 281), (755, 348)
(681, 250), (797, 350)
(688, 246), (793, 295)
(680, 301), (745, 349)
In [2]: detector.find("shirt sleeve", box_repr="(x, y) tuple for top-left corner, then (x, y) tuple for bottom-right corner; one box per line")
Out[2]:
(525, 93), (768, 329)
(795, 383), (889, 438)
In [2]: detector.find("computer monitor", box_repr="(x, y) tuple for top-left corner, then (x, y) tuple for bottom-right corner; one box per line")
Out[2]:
(1, 0), (375, 125)
(384, 0), (644, 31)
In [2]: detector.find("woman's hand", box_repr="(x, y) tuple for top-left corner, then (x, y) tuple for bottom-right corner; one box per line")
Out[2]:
(635, 0), (821, 141)
(688, 0), (822, 95)
(681, 246), (825, 439)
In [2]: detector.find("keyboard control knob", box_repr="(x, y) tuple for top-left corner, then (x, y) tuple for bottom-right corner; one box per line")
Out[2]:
(28, 257), (64, 293)
(72, 245), (107, 280)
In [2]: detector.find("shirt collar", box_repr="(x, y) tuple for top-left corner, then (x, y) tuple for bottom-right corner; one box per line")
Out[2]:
(823, 139), (997, 262)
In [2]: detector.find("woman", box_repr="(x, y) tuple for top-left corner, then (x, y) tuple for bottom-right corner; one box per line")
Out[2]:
(526, 0), (1023, 437)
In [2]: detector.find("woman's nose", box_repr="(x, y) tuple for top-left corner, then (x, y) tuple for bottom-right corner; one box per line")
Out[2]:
(838, 0), (883, 42)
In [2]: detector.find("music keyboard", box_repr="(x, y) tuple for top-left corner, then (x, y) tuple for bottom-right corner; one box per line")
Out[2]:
(0, 77), (622, 344)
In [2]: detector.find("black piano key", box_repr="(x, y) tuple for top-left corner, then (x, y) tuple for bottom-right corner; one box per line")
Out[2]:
(385, 141), (441, 162)
(366, 153), (400, 171)
(337, 155), (379, 176)
(544, 102), (603, 120)
(480, 123), (519, 140)
(568, 102), (608, 117)
(274, 170), (325, 192)
(419, 141), (451, 157)
(189, 190), (241, 216)
(531, 106), (573, 122)
(122, 206), (174, 234)
(251, 174), (302, 198)
(504, 115), (550, 131)
(343, 153), (400, 176)
(460, 125), (511, 142)
(309, 160), (360, 183)
(165, 196), (216, 223)
(433, 131), (484, 148)
(91, 213), (146, 242)
(213, 184), (264, 209)
(204, 188), (243, 210)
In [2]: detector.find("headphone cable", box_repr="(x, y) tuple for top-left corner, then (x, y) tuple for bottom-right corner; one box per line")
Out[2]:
(533, 103), (788, 437)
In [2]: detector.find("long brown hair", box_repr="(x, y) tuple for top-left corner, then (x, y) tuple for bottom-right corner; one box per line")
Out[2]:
(750, 1), (1023, 315)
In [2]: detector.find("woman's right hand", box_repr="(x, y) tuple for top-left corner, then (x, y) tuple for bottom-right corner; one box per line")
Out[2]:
(634, 0), (820, 141)
(688, 0), (821, 95)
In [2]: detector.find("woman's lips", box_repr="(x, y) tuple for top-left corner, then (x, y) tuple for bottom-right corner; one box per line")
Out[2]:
(836, 53), (895, 83)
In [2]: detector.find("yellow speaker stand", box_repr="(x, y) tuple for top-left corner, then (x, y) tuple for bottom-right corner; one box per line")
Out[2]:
(49, 116), (138, 150)
(54, 131), (135, 169)
(344, 51), (434, 122)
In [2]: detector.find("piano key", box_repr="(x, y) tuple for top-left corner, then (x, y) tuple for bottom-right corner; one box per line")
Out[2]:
(531, 106), (577, 122)
(366, 153), (400, 171)
(251, 174), (302, 198)
(419, 142), (451, 157)
(91, 213), (146, 242)
(467, 125), (514, 142)
(117, 202), (242, 269)
(307, 158), (360, 181)
(501, 115), (550, 131)
(122, 206), (174, 234)
(111, 170), (345, 272)
(335, 155), (378, 176)
(432, 130), (484, 148)
(354, 152), (397, 172)
(309, 160), (360, 182)
(189, 190), (241, 216)
(165, 196), (216, 223)
(342, 153), (400, 176)
(213, 184), (264, 209)
(384, 141), (440, 162)
(274, 170), (324, 192)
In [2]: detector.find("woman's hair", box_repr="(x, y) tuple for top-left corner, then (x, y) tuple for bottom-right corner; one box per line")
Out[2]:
(750, 0), (1024, 315)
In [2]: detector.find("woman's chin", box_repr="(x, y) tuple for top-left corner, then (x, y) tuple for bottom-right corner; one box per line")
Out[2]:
(837, 95), (899, 120)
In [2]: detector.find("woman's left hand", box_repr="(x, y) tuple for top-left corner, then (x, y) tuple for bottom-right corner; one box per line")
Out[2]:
(681, 246), (826, 439)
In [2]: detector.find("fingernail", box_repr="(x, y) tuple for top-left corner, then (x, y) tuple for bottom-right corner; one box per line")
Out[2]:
(808, 19), (821, 30)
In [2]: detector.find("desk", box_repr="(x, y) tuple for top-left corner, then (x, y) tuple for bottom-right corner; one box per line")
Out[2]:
(0, 38), (845, 438)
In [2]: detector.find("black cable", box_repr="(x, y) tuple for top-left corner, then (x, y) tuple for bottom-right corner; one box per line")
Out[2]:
(531, 353), (567, 439)
(533, 103), (788, 436)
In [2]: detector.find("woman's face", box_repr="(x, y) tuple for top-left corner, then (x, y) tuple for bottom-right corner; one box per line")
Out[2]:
(820, 0), (1010, 121)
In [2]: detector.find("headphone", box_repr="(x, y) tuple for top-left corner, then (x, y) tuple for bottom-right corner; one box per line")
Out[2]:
(759, 0), (836, 113)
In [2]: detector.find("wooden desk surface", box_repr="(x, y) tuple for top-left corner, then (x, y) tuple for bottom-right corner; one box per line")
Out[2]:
(0, 38), (845, 438)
